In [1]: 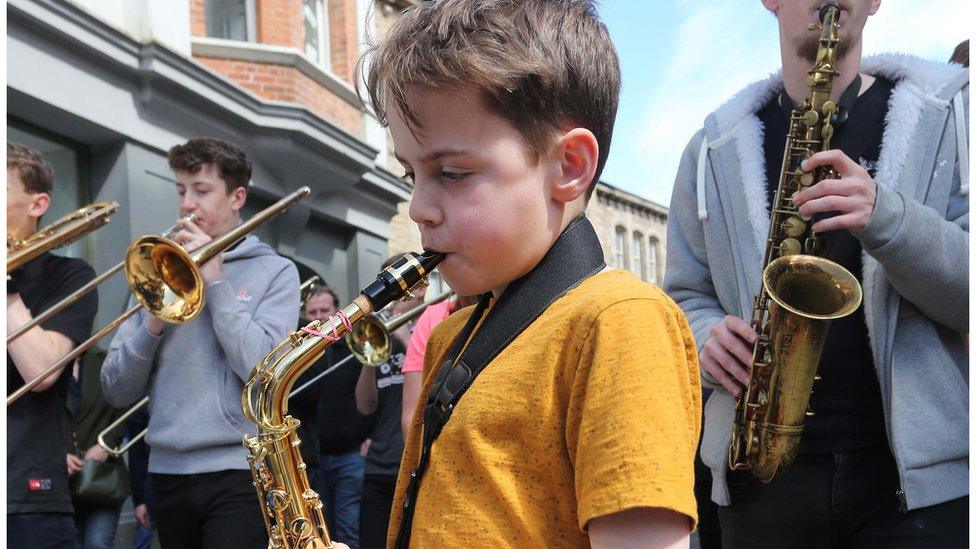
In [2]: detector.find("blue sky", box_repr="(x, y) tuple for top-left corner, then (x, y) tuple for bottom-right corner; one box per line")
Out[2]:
(598, 0), (972, 207)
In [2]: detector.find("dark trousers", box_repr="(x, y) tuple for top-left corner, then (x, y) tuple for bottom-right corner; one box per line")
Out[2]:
(8, 512), (78, 549)
(694, 451), (722, 549)
(359, 474), (397, 549)
(150, 470), (268, 549)
(720, 446), (969, 548)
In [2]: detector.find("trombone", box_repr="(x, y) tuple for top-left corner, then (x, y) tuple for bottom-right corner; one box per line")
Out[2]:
(97, 275), (324, 457)
(7, 214), (197, 344)
(7, 187), (311, 406)
(289, 290), (453, 398)
(8, 201), (119, 273)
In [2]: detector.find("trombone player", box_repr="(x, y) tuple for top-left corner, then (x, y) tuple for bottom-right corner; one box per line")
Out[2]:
(7, 142), (98, 547)
(100, 138), (299, 549)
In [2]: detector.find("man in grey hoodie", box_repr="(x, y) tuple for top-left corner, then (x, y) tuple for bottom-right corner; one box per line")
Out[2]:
(664, 1), (968, 547)
(101, 138), (299, 548)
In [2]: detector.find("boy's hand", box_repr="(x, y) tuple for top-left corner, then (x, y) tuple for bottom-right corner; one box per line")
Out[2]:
(134, 503), (152, 529)
(700, 316), (756, 396)
(66, 453), (84, 475)
(793, 150), (877, 234)
(174, 220), (223, 285)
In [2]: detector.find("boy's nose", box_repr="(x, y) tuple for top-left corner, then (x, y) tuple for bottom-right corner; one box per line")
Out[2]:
(408, 179), (442, 227)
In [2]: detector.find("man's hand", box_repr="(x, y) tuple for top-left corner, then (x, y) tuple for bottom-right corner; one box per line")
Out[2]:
(793, 150), (878, 234)
(360, 439), (371, 457)
(174, 220), (223, 285)
(84, 444), (110, 462)
(700, 316), (757, 396)
(67, 454), (84, 475)
(134, 503), (153, 529)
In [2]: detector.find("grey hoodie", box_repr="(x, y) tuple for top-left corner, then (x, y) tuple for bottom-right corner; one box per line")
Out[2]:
(664, 54), (968, 511)
(101, 234), (299, 474)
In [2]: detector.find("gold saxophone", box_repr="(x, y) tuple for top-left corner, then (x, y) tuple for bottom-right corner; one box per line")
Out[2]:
(242, 252), (444, 548)
(728, 3), (863, 482)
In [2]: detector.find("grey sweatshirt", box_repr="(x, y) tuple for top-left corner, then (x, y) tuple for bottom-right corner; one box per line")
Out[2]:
(664, 54), (968, 511)
(101, 234), (299, 474)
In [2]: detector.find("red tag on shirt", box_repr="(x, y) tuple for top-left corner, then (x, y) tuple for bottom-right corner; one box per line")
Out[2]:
(28, 478), (52, 491)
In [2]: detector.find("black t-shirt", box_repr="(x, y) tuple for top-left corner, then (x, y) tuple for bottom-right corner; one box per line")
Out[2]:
(7, 252), (98, 514)
(760, 77), (893, 453)
(317, 339), (374, 454)
(364, 339), (407, 477)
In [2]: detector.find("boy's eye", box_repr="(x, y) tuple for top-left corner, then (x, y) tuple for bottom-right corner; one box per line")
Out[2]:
(440, 170), (468, 183)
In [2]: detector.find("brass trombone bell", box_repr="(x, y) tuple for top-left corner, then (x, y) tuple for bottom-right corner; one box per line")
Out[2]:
(123, 186), (311, 324)
(346, 290), (453, 367)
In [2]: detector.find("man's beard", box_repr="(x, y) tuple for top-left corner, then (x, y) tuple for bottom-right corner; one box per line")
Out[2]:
(795, 31), (851, 64)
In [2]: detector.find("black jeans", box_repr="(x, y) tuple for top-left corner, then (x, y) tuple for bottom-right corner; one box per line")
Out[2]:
(8, 512), (78, 549)
(150, 470), (268, 549)
(359, 474), (397, 549)
(720, 446), (968, 548)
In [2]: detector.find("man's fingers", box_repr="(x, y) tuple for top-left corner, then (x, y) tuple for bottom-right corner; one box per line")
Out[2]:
(701, 355), (741, 396)
(724, 316), (758, 344)
(802, 149), (859, 176)
(812, 213), (864, 233)
(797, 195), (856, 218)
(716, 329), (756, 370)
(704, 338), (751, 386)
(793, 178), (849, 204)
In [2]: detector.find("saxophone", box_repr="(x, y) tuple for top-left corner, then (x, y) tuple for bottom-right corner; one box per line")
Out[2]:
(728, 3), (863, 482)
(242, 252), (444, 548)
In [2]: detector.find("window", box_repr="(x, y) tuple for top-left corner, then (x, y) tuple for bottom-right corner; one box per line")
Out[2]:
(647, 237), (660, 284)
(631, 231), (645, 280)
(206, 0), (256, 42)
(614, 226), (627, 270)
(303, 0), (331, 70)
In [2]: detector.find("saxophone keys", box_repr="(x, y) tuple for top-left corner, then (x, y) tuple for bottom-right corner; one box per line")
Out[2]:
(799, 172), (815, 186)
(822, 100), (837, 116)
(802, 109), (819, 126)
(779, 238), (802, 256)
(805, 410), (816, 417)
(783, 216), (806, 237)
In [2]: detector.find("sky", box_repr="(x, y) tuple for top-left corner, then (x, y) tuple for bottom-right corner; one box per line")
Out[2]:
(597, 0), (972, 208)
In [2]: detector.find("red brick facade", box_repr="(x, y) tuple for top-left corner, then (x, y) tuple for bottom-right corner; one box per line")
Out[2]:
(190, 1), (366, 138)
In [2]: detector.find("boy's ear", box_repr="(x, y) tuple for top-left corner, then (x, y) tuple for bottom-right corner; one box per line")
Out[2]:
(230, 186), (247, 213)
(28, 192), (51, 220)
(551, 128), (598, 204)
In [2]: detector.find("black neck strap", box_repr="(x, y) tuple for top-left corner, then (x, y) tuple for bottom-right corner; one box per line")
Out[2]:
(394, 215), (606, 548)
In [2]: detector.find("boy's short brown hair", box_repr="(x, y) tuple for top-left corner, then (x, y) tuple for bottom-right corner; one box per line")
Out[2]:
(362, 0), (620, 194)
(7, 142), (54, 195)
(168, 138), (252, 193)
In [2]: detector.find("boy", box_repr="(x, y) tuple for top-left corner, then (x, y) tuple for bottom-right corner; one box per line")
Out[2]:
(8, 142), (98, 548)
(361, 1), (701, 547)
(101, 138), (299, 548)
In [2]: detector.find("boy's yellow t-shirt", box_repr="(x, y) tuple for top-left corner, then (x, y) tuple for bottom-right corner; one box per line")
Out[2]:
(389, 269), (702, 548)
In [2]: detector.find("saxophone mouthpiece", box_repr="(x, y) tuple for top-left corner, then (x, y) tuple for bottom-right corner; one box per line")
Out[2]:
(819, 2), (840, 23)
(360, 251), (445, 309)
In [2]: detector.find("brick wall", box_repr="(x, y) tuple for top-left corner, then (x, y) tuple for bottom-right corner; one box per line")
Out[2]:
(195, 56), (363, 136)
(256, 0), (303, 48)
(189, 1), (368, 137)
(328, 0), (360, 83)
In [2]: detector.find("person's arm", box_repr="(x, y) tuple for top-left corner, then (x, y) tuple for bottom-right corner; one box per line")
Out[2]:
(401, 371), (423, 438)
(207, 261), (300, 382)
(568, 298), (700, 542)
(588, 507), (690, 549)
(662, 129), (732, 389)
(101, 303), (162, 408)
(355, 366), (378, 415)
(6, 293), (76, 392)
